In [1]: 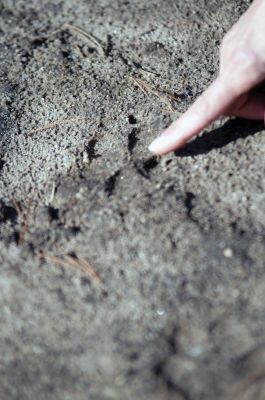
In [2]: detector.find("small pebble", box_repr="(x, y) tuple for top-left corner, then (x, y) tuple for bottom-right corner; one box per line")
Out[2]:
(223, 248), (233, 258)
(83, 151), (89, 164)
(189, 345), (203, 358)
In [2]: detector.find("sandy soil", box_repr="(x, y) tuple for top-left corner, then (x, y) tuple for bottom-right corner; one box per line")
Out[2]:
(1, 0), (265, 399)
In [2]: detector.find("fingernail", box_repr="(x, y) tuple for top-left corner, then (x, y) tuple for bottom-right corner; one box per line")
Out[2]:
(148, 135), (167, 153)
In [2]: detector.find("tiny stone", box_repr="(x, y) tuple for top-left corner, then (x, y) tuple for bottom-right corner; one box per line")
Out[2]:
(223, 248), (233, 258)
(83, 151), (89, 164)
(189, 345), (203, 358)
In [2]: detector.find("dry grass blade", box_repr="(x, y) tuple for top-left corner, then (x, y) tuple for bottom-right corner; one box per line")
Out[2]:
(130, 76), (179, 112)
(28, 116), (84, 135)
(65, 23), (105, 56)
(38, 251), (102, 283)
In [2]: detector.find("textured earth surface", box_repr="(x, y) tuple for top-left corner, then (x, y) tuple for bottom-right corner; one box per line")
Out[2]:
(1, 0), (265, 399)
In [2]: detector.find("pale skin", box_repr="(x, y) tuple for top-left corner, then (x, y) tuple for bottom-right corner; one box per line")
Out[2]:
(149, 0), (265, 155)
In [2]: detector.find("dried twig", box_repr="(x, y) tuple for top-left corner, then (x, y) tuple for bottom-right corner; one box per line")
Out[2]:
(130, 76), (179, 111)
(64, 23), (105, 56)
(28, 116), (84, 135)
(38, 251), (102, 283)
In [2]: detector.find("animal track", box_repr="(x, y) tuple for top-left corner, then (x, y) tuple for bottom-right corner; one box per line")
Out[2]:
(104, 170), (120, 197)
(0, 201), (18, 223)
(127, 128), (139, 154)
(134, 156), (159, 179)
(184, 192), (196, 221)
(84, 138), (101, 162)
(46, 206), (59, 222)
(128, 114), (137, 125)
(152, 326), (191, 399)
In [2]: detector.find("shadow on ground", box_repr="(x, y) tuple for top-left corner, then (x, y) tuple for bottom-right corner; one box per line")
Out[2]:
(175, 118), (264, 157)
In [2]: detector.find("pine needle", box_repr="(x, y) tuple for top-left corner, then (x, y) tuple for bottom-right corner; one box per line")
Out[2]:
(38, 251), (102, 283)
(130, 76), (179, 111)
(64, 23), (105, 56)
(28, 116), (84, 135)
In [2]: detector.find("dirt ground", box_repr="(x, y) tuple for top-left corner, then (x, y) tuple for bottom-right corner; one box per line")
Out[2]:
(1, 0), (265, 399)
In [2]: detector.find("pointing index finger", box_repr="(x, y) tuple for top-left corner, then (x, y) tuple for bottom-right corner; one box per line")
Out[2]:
(149, 77), (239, 155)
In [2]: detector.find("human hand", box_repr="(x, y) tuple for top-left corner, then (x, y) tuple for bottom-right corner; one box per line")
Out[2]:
(148, 0), (265, 155)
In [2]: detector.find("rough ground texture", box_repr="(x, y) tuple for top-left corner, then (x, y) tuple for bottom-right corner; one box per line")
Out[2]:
(1, 0), (265, 399)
